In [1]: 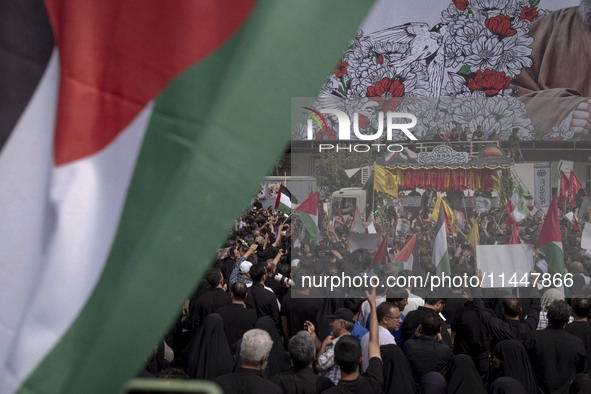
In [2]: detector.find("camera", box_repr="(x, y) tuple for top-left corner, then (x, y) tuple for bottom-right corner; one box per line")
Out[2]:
(273, 272), (295, 287)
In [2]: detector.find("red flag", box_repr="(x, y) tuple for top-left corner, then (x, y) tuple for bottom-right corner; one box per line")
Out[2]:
(559, 171), (569, 204)
(536, 197), (565, 276)
(568, 171), (582, 207)
(509, 223), (519, 244)
(505, 200), (516, 226)
(573, 216), (580, 231)
(393, 234), (417, 271)
(350, 207), (363, 233)
(369, 235), (388, 270)
(537, 197), (563, 247)
(338, 211), (346, 225)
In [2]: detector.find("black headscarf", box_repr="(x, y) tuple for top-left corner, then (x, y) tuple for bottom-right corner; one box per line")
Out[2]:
(446, 354), (487, 394)
(381, 344), (415, 394)
(491, 340), (537, 394)
(255, 316), (292, 378)
(418, 372), (447, 394)
(489, 377), (526, 394)
(182, 313), (233, 380)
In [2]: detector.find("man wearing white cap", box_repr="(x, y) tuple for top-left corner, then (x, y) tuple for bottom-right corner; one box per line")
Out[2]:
(229, 243), (258, 288)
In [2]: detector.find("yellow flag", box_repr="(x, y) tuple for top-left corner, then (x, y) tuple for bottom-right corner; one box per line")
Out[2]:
(431, 194), (455, 231)
(374, 164), (398, 198)
(468, 218), (479, 251)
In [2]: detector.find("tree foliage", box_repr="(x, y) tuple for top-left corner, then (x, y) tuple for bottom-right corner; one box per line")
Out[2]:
(493, 169), (514, 207)
(316, 146), (375, 194)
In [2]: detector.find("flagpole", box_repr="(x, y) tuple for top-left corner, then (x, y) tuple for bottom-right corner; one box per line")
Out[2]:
(462, 191), (469, 227)
(510, 168), (535, 199)
(498, 208), (506, 224)
(372, 167), (376, 221)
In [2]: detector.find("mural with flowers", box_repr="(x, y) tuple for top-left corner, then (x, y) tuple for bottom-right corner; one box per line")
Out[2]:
(294, 0), (567, 142)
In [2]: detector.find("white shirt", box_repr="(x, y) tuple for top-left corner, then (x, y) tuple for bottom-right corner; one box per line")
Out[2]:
(358, 296), (386, 327)
(360, 325), (396, 372)
(404, 291), (425, 313)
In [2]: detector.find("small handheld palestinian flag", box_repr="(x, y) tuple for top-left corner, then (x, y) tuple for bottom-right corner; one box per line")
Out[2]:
(295, 191), (319, 244)
(275, 184), (298, 214)
(369, 234), (389, 270)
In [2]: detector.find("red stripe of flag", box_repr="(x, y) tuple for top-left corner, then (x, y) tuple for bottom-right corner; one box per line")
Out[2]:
(568, 171), (582, 207)
(509, 223), (519, 244)
(45, 0), (256, 165)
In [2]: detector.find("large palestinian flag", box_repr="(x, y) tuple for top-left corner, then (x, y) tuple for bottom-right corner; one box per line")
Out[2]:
(536, 197), (565, 276)
(433, 207), (451, 277)
(295, 191), (319, 244)
(0, 1), (372, 393)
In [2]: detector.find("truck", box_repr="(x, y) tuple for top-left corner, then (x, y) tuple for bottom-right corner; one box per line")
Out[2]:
(329, 187), (372, 220)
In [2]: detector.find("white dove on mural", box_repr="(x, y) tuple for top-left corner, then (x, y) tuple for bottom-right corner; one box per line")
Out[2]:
(366, 22), (447, 97)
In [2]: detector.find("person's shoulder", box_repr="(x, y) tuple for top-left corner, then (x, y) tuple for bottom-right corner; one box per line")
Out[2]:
(365, 356), (383, 370)
(530, 6), (580, 33)
(402, 337), (418, 350)
(214, 372), (238, 387)
(561, 328), (587, 346)
(214, 288), (231, 298)
(567, 321), (591, 330)
(260, 378), (284, 394)
(216, 303), (235, 314)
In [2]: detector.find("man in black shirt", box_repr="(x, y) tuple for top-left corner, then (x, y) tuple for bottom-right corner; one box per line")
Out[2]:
(215, 329), (282, 394)
(432, 128), (444, 142)
(400, 297), (452, 346)
(473, 125), (485, 141)
(565, 297), (591, 372)
(190, 268), (230, 332)
(217, 282), (257, 352)
(271, 331), (333, 394)
(245, 263), (281, 330)
(323, 292), (383, 394)
(460, 126), (469, 141)
(403, 313), (454, 382)
(473, 291), (540, 352)
(524, 300), (587, 394)
(264, 256), (289, 301)
(281, 277), (323, 339)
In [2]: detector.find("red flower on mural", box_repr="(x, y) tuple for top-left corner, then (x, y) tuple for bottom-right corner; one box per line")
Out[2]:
(334, 61), (348, 78)
(519, 5), (538, 21)
(376, 54), (384, 65)
(315, 128), (337, 141)
(452, 0), (469, 11)
(358, 114), (370, 129)
(485, 14), (516, 38)
(366, 77), (405, 111)
(467, 69), (510, 96)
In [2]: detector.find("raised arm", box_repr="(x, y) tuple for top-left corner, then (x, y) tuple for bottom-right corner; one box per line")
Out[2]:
(366, 289), (381, 361)
(272, 224), (283, 248)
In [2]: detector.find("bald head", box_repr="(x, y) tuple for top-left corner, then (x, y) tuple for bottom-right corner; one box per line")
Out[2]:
(502, 297), (521, 319)
(571, 261), (584, 274)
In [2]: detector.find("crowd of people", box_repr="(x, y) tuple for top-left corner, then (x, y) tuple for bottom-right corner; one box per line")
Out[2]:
(139, 189), (591, 394)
